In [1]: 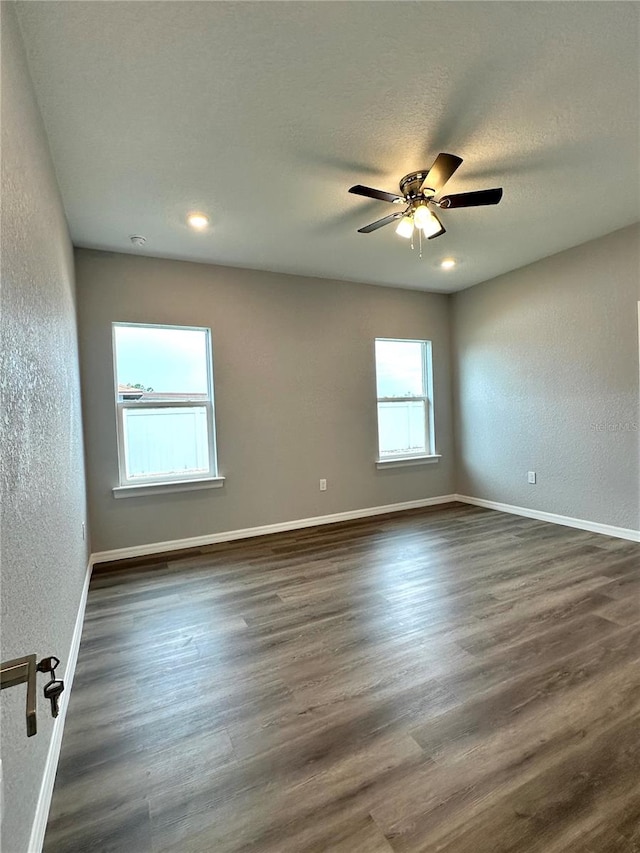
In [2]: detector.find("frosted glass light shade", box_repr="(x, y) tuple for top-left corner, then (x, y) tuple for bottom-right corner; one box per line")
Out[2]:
(395, 216), (414, 239)
(413, 205), (441, 237)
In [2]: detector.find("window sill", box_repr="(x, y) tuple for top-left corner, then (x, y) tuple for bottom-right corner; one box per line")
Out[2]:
(375, 454), (441, 469)
(112, 477), (225, 499)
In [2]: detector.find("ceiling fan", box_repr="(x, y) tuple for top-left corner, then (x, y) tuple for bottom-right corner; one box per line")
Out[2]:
(349, 153), (502, 242)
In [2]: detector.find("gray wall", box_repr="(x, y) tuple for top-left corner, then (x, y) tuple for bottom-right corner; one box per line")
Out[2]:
(0, 6), (89, 852)
(452, 224), (640, 532)
(75, 250), (456, 553)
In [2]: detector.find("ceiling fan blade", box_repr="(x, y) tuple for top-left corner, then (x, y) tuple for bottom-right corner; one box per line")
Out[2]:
(439, 188), (503, 209)
(349, 184), (404, 204)
(419, 153), (463, 194)
(427, 212), (446, 240)
(357, 212), (404, 233)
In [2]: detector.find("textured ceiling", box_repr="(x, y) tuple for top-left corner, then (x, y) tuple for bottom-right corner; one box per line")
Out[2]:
(15, 1), (640, 293)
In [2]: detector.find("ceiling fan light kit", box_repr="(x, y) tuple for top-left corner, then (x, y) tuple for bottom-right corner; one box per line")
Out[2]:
(348, 153), (503, 255)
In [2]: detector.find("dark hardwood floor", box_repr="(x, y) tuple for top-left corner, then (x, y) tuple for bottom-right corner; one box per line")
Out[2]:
(44, 503), (640, 853)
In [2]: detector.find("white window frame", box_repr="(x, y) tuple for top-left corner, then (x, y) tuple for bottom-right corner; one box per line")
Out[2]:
(112, 322), (222, 494)
(374, 337), (439, 466)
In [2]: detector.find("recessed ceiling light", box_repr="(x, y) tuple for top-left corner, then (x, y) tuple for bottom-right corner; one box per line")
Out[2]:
(187, 213), (209, 230)
(440, 258), (456, 269)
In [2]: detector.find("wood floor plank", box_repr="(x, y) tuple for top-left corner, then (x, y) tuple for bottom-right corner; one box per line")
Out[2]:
(43, 505), (640, 853)
(410, 625), (640, 759)
(379, 710), (640, 853)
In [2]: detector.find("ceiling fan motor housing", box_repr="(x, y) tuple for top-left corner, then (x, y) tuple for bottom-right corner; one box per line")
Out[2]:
(399, 171), (435, 202)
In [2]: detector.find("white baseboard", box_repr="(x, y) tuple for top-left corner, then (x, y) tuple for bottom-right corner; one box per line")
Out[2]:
(455, 494), (640, 542)
(91, 491), (640, 565)
(28, 560), (92, 853)
(91, 494), (459, 564)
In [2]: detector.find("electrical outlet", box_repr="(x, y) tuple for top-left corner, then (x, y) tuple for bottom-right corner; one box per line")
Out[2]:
(319, 479), (327, 491)
(527, 471), (536, 484)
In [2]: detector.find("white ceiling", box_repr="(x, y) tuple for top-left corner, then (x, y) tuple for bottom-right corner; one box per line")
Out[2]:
(16, 1), (640, 293)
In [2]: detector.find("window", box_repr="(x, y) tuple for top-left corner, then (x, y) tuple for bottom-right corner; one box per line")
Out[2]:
(112, 323), (221, 491)
(375, 338), (436, 463)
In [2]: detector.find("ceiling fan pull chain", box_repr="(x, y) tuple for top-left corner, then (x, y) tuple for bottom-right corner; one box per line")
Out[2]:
(419, 227), (423, 259)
